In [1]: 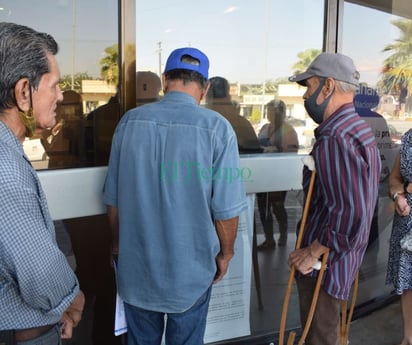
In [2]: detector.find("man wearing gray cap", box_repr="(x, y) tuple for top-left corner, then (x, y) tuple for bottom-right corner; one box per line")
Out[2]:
(287, 53), (381, 345)
(103, 47), (247, 345)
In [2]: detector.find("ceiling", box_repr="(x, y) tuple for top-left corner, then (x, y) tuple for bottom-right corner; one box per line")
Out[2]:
(346, 0), (412, 19)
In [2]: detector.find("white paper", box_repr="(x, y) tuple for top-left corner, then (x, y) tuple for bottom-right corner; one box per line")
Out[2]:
(113, 261), (128, 336)
(204, 194), (255, 343)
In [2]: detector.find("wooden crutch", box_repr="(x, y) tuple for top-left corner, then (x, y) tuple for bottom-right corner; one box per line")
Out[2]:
(339, 272), (359, 345)
(278, 156), (329, 345)
(280, 250), (329, 345)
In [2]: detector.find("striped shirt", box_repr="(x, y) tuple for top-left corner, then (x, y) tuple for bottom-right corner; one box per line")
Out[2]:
(0, 121), (80, 329)
(298, 103), (381, 300)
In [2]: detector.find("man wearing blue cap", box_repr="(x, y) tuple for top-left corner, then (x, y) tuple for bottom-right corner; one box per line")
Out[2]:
(103, 47), (247, 345)
(287, 53), (381, 345)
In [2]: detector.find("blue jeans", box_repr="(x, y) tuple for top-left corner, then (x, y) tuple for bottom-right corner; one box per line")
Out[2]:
(124, 286), (212, 345)
(16, 325), (61, 345)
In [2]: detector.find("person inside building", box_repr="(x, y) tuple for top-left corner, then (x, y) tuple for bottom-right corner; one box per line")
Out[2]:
(206, 76), (262, 153)
(256, 100), (298, 249)
(354, 85), (394, 256)
(136, 70), (162, 106)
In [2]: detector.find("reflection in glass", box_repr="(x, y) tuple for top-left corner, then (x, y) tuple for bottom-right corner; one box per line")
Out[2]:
(206, 76), (262, 154)
(46, 119), (65, 145)
(341, 0), (405, 317)
(136, 0), (324, 342)
(1, 0), (119, 170)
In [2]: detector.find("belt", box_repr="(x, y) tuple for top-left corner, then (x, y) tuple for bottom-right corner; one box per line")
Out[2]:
(14, 324), (55, 342)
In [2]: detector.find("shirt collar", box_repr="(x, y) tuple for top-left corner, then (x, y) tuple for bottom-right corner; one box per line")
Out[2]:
(315, 102), (355, 135)
(162, 91), (198, 105)
(0, 120), (25, 156)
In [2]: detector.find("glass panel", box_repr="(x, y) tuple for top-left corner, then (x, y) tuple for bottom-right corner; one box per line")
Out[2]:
(136, 1), (324, 342)
(136, 0), (323, 156)
(55, 216), (121, 345)
(1, 0), (119, 169)
(342, 1), (404, 306)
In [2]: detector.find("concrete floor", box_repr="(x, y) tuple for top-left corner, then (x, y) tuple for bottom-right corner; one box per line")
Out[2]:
(248, 189), (401, 345)
(348, 298), (402, 345)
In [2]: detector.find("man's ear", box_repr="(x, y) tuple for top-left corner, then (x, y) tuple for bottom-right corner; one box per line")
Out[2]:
(324, 78), (335, 96)
(14, 78), (31, 112)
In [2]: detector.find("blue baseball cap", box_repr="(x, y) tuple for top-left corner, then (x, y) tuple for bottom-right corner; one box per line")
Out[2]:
(164, 47), (209, 80)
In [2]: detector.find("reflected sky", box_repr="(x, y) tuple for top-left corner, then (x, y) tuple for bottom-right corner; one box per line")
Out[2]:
(0, 0), (405, 87)
(136, 0), (322, 83)
(0, 0), (117, 78)
(343, 2), (402, 86)
(137, 0), (404, 86)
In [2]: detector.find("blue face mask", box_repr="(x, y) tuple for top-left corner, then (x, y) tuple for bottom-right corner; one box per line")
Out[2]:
(304, 78), (335, 124)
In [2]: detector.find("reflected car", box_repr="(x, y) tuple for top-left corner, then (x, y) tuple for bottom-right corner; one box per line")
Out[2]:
(376, 95), (398, 118)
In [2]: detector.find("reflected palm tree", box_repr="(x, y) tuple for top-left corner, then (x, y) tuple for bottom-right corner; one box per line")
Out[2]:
(379, 18), (412, 94)
(100, 44), (119, 85)
(291, 48), (321, 74)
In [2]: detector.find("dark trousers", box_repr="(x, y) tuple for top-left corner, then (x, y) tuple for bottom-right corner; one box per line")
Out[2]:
(256, 191), (288, 239)
(296, 276), (340, 345)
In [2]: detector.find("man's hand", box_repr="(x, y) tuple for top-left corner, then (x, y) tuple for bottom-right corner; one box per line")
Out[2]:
(213, 251), (234, 283)
(213, 217), (239, 284)
(60, 290), (85, 339)
(288, 240), (328, 275)
(288, 247), (317, 275)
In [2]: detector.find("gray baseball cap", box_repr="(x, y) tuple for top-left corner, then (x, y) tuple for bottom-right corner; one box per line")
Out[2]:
(288, 52), (360, 87)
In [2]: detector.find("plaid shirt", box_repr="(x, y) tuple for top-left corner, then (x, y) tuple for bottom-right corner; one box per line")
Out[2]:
(0, 121), (79, 329)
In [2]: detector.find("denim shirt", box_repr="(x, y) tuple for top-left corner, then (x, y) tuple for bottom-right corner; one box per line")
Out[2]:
(104, 91), (248, 312)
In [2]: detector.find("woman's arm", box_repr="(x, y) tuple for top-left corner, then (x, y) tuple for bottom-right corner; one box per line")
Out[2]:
(388, 152), (410, 216)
